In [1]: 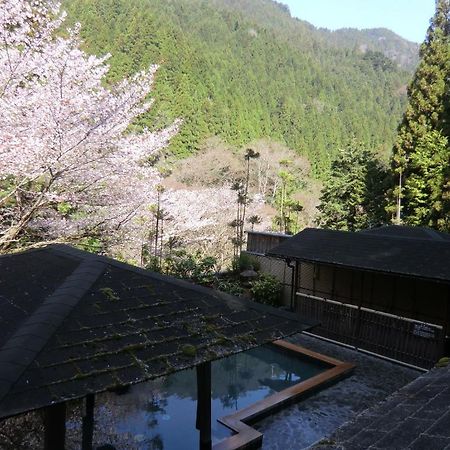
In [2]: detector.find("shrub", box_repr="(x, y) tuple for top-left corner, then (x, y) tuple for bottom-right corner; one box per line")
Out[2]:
(216, 279), (244, 296)
(232, 252), (261, 273)
(145, 255), (163, 273)
(250, 274), (282, 306)
(164, 250), (217, 285)
(76, 236), (103, 254)
(436, 357), (449, 368)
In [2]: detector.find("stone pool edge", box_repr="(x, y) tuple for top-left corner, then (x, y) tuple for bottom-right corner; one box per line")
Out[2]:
(214, 339), (356, 450)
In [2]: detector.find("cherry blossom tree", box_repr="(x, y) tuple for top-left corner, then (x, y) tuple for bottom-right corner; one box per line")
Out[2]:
(0, 0), (179, 252)
(158, 187), (268, 266)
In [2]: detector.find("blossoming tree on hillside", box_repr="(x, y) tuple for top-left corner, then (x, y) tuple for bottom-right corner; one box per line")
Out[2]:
(0, 0), (179, 252)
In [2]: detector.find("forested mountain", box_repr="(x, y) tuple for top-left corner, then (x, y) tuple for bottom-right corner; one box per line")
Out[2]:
(64, 0), (415, 176)
(316, 0), (450, 234)
(209, 1), (419, 70)
(328, 28), (419, 71)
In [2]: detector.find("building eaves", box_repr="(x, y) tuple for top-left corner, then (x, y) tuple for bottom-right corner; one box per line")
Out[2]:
(0, 244), (315, 420)
(268, 228), (450, 284)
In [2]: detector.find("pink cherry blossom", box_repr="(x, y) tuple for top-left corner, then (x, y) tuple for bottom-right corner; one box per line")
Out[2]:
(0, 0), (179, 252)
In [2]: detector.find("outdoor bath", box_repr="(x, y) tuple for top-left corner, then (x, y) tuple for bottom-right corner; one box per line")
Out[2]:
(78, 340), (353, 450)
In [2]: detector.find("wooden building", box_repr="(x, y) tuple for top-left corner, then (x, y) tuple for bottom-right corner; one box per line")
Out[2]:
(265, 226), (450, 369)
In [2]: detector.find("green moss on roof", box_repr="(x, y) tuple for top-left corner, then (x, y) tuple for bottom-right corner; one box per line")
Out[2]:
(99, 287), (120, 301)
(0, 244), (310, 420)
(181, 344), (197, 357)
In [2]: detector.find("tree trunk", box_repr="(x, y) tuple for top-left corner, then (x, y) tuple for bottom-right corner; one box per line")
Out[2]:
(0, 195), (46, 252)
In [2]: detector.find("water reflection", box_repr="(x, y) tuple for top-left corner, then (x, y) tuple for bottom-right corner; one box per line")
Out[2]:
(92, 345), (328, 450)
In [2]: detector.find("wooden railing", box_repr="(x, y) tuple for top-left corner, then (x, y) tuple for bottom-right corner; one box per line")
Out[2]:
(297, 293), (445, 369)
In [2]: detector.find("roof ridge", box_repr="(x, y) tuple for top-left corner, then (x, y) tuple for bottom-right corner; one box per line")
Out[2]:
(0, 247), (45, 259)
(48, 244), (306, 323)
(0, 254), (106, 406)
(360, 225), (450, 242)
(318, 227), (450, 244)
(360, 233), (446, 243)
(423, 228), (446, 241)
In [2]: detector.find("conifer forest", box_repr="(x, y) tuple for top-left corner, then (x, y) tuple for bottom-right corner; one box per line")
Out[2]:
(1, 0), (449, 267)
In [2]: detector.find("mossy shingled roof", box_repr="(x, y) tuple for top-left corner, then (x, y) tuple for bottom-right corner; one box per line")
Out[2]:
(0, 245), (312, 419)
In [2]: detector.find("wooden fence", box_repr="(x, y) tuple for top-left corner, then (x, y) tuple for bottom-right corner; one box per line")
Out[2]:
(245, 231), (292, 306)
(297, 294), (445, 369)
(246, 231), (290, 255)
(245, 231), (447, 368)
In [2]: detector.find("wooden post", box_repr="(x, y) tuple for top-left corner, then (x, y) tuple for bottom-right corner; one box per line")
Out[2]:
(349, 269), (354, 305)
(389, 275), (397, 313)
(331, 266), (336, 300)
(196, 361), (212, 450)
(288, 260), (298, 311)
(444, 285), (450, 356)
(82, 394), (95, 450)
(293, 261), (299, 311)
(44, 402), (66, 450)
(353, 271), (365, 343)
(312, 263), (316, 295)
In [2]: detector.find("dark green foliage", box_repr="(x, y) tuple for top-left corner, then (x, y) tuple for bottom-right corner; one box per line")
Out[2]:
(436, 357), (450, 367)
(216, 278), (244, 296)
(163, 250), (217, 285)
(362, 50), (397, 72)
(210, 1), (419, 70)
(401, 131), (449, 229)
(250, 274), (282, 307)
(234, 253), (261, 272)
(247, 215), (262, 230)
(63, 0), (411, 177)
(316, 140), (388, 231)
(76, 236), (104, 254)
(145, 256), (163, 274)
(389, 0), (450, 231)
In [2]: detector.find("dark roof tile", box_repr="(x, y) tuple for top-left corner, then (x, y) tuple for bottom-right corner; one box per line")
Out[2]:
(268, 227), (450, 283)
(0, 244), (313, 419)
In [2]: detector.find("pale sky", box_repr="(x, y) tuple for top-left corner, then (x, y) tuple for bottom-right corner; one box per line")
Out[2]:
(283, 0), (436, 43)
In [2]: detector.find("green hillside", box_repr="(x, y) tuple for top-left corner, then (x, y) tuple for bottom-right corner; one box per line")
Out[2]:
(64, 0), (414, 176)
(328, 28), (419, 71)
(209, 0), (419, 70)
